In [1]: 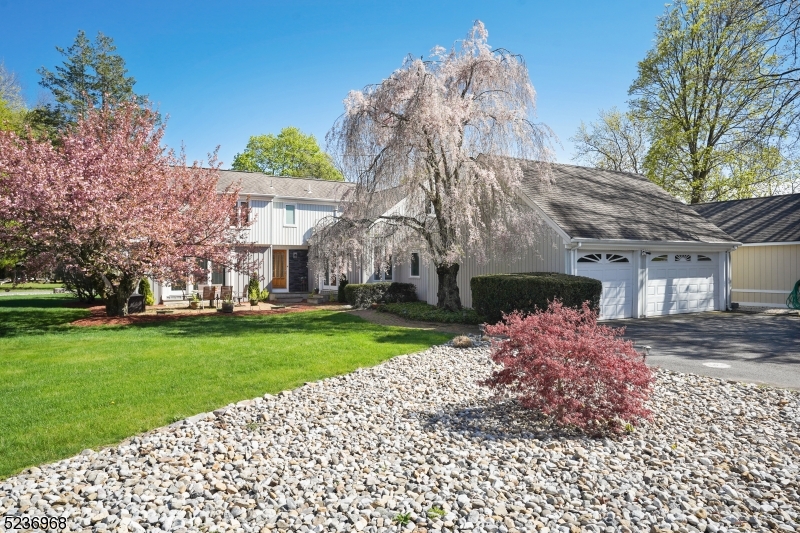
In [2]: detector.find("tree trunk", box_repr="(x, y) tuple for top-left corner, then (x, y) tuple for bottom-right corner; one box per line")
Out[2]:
(436, 263), (462, 312)
(104, 273), (137, 317)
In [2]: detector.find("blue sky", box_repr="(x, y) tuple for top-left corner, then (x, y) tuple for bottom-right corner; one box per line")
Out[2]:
(0, 0), (664, 168)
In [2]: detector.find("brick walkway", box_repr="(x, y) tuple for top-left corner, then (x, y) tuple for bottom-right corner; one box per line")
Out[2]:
(347, 309), (479, 335)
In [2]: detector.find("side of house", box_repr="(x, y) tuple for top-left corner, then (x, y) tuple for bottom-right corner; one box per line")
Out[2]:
(371, 162), (740, 320)
(692, 193), (800, 308)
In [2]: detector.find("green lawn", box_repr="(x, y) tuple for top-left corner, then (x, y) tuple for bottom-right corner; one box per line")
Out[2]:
(0, 295), (450, 478)
(0, 282), (65, 291)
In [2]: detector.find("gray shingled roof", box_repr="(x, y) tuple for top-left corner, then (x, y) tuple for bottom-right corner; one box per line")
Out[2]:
(517, 161), (737, 243)
(217, 170), (354, 201)
(691, 194), (800, 243)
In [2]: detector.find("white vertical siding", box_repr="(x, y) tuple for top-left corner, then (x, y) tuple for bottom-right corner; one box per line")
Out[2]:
(229, 247), (269, 298)
(392, 252), (429, 302)
(248, 200), (270, 244)
(424, 226), (567, 308)
(273, 202), (335, 246)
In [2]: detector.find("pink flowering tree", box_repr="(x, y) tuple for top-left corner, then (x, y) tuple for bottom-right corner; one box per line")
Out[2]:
(0, 102), (252, 316)
(481, 301), (654, 435)
(308, 21), (552, 311)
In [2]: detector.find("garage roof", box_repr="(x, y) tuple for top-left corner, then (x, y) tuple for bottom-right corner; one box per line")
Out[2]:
(691, 193), (800, 243)
(216, 170), (354, 201)
(516, 161), (736, 243)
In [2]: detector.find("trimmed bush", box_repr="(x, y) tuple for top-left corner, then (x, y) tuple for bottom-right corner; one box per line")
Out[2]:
(377, 301), (483, 324)
(337, 276), (348, 303)
(344, 282), (418, 308)
(247, 272), (261, 302)
(481, 301), (653, 435)
(140, 277), (154, 306)
(471, 272), (601, 323)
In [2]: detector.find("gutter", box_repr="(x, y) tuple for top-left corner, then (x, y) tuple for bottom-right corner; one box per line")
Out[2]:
(568, 237), (741, 251)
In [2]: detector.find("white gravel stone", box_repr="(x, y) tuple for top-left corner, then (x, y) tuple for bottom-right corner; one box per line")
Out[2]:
(1, 337), (799, 533)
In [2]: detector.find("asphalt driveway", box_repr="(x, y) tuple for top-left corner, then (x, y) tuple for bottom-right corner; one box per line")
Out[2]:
(607, 312), (800, 389)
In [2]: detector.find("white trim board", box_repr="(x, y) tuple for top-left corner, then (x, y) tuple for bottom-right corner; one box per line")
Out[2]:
(733, 302), (790, 308)
(732, 289), (791, 294)
(740, 241), (800, 247)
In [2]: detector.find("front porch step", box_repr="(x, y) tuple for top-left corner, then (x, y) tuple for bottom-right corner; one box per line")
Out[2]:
(163, 299), (190, 307)
(272, 293), (306, 304)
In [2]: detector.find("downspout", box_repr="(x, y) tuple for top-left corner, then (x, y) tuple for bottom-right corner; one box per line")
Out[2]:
(565, 241), (581, 275)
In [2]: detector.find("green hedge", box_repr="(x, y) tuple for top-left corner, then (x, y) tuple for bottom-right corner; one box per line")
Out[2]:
(337, 276), (349, 303)
(471, 272), (602, 323)
(344, 282), (418, 308)
(377, 302), (483, 324)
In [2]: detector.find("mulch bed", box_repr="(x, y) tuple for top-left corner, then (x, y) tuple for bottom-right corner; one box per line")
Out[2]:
(70, 303), (341, 327)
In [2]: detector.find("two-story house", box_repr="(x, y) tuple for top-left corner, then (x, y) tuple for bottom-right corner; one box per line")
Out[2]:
(151, 170), (354, 304)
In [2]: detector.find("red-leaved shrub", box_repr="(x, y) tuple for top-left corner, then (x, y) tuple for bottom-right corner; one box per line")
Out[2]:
(481, 300), (654, 435)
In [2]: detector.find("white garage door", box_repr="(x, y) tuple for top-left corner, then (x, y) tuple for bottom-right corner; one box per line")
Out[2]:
(646, 253), (716, 316)
(575, 252), (633, 319)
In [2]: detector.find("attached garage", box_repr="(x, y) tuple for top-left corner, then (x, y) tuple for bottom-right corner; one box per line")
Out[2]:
(514, 163), (740, 320)
(419, 162), (740, 319)
(575, 252), (634, 319)
(645, 252), (717, 316)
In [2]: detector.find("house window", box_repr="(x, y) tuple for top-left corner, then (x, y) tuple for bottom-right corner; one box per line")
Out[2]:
(285, 204), (296, 226)
(239, 201), (250, 224)
(211, 264), (225, 285)
(410, 252), (420, 277)
(651, 255), (668, 262)
(675, 254), (691, 262)
(697, 254), (712, 261)
(577, 253), (602, 263)
(606, 254), (629, 263)
(372, 255), (393, 281)
(324, 262), (337, 287)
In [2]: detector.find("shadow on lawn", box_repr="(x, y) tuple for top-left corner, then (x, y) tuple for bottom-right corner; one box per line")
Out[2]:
(420, 400), (590, 442)
(0, 295), (451, 347)
(133, 310), (452, 344)
(0, 296), (90, 337)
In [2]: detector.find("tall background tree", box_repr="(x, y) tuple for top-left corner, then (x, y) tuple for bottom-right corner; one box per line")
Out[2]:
(31, 30), (144, 135)
(570, 108), (647, 174)
(0, 102), (252, 316)
(308, 21), (552, 311)
(0, 62), (27, 135)
(573, 0), (800, 203)
(232, 126), (343, 181)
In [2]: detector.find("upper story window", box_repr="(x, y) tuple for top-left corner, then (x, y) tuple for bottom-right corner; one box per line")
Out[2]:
(239, 201), (250, 224)
(385, 255), (393, 281)
(410, 252), (420, 277)
(285, 204), (296, 226)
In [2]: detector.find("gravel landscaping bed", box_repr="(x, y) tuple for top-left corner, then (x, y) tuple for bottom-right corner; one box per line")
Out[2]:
(2, 338), (799, 533)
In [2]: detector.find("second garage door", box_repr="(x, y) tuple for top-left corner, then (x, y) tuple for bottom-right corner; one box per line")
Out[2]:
(646, 253), (717, 316)
(575, 252), (633, 319)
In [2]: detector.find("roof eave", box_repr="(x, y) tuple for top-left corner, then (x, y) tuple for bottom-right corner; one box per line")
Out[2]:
(569, 237), (741, 250)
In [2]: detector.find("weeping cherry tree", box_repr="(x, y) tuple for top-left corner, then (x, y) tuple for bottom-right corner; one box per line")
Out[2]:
(309, 21), (552, 311)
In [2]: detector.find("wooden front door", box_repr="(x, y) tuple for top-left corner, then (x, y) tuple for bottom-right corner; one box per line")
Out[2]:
(272, 250), (287, 289)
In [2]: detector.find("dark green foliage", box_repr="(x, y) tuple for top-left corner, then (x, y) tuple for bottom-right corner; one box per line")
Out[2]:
(378, 302), (483, 324)
(140, 277), (154, 306)
(344, 282), (418, 308)
(35, 30), (145, 132)
(56, 264), (104, 303)
(337, 276), (348, 303)
(471, 272), (602, 323)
